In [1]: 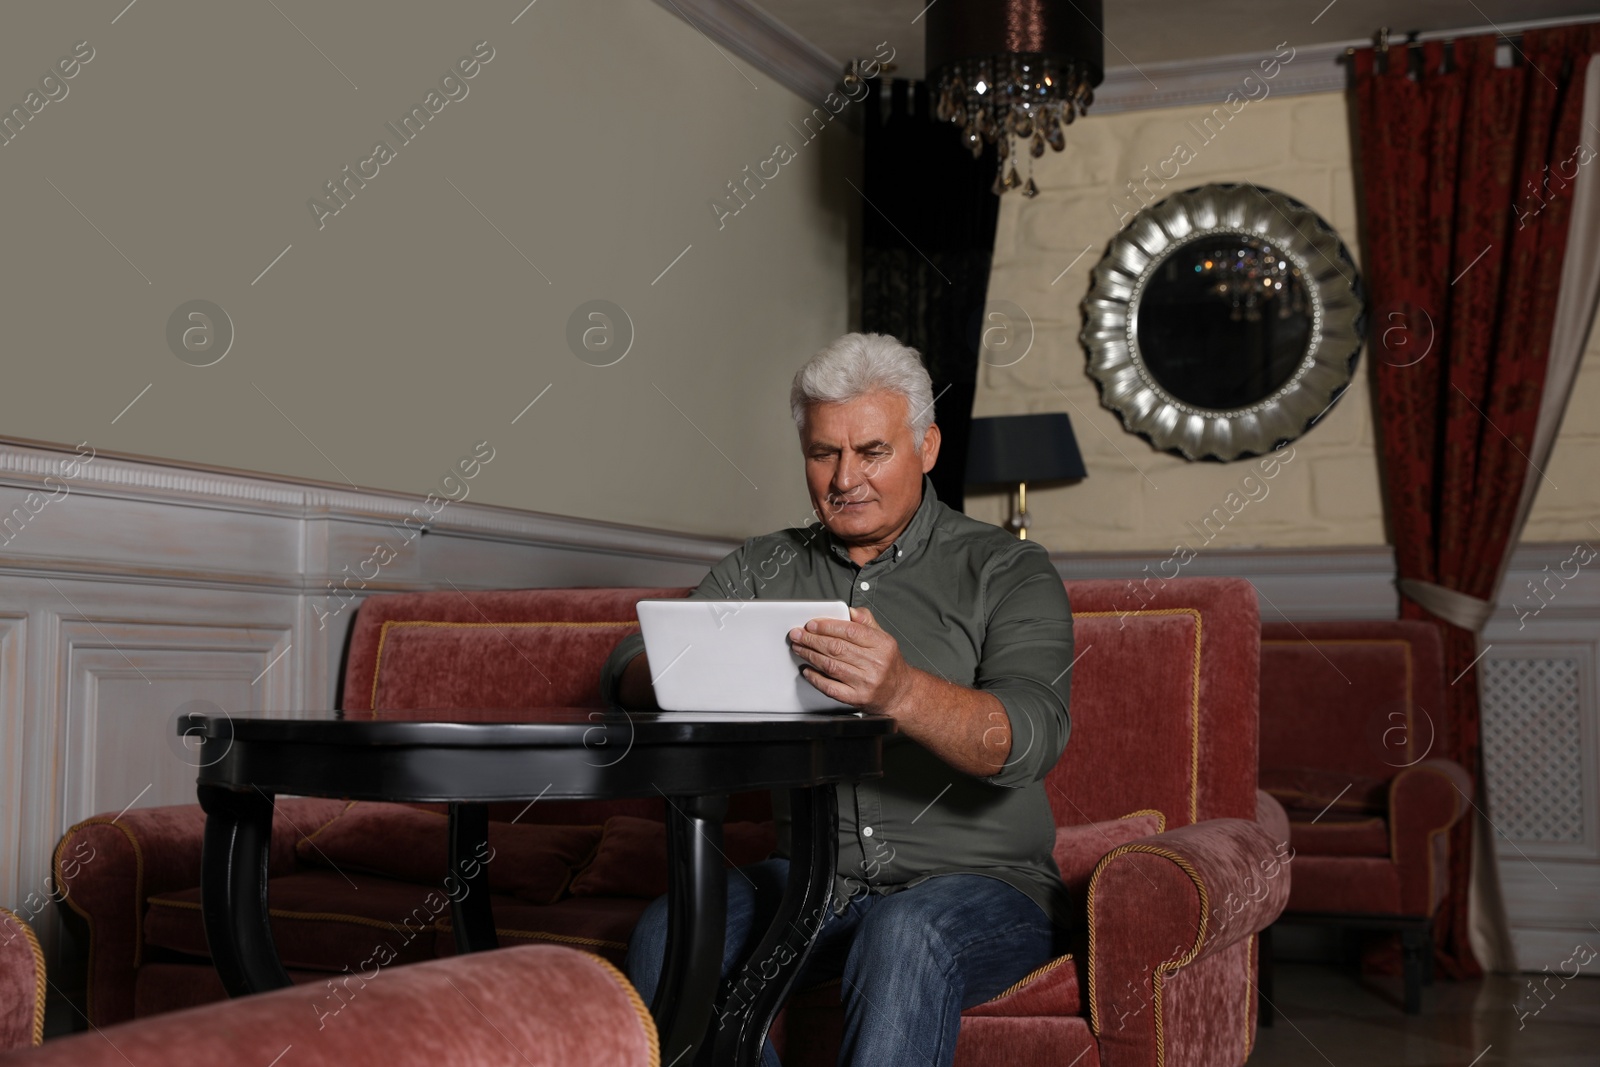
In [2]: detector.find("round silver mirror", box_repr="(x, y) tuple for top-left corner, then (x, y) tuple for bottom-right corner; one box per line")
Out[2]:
(1080, 183), (1364, 461)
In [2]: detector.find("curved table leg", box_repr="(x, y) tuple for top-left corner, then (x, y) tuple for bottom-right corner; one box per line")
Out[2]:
(447, 802), (499, 952)
(653, 793), (729, 1067)
(712, 785), (838, 1067)
(197, 784), (292, 996)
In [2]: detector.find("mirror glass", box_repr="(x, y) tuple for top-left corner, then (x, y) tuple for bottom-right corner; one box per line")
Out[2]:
(1135, 235), (1312, 411)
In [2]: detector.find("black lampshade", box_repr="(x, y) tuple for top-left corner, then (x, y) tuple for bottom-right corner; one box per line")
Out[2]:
(965, 413), (1087, 486)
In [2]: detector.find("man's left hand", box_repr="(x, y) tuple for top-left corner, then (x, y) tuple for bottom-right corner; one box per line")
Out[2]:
(788, 607), (913, 713)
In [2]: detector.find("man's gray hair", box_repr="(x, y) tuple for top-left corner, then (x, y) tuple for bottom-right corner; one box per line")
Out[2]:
(789, 332), (936, 448)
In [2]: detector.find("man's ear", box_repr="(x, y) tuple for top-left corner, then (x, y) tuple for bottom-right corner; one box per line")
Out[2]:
(920, 423), (942, 473)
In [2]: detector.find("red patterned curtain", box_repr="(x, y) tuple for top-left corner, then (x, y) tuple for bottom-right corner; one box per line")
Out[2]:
(1354, 25), (1600, 976)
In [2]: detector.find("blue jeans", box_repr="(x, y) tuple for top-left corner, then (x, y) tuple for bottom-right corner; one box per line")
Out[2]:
(624, 858), (1057, 1067)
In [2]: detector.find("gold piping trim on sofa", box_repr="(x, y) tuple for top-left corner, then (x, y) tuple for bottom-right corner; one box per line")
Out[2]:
(1388, 764), (1467, 914)
(1085, 843), (1212, 1067)
(0, 906), (47, 1046)
(588, 952), (662, 1067)
(441, 922), (629, 952)
(368, 619), (642, 712)
(979, 952), (1075, 1005)
(1244, 932), (1256, 1055)
(147, 897), (446, 937)
(1121, 809), (1167, 834)
(53, 815), (147, 1023)
(295, 800), (362, 852)
(1076, 609), (1203, 823)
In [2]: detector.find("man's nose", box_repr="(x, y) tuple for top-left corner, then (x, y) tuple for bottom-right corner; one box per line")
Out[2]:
(832, 458), (863, 495)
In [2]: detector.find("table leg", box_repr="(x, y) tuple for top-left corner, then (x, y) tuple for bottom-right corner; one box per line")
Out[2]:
(653, 793), (729, 1067)
(447, 802), (499, 952)
(712, 785), (838, 1067)
(197, 783), (292, 996)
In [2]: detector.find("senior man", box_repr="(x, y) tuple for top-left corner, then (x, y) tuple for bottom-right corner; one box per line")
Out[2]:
(599, 332), (1074, 1067)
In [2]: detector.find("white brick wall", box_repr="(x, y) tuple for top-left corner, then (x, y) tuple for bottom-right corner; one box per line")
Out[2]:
(973, 90), (1599, 552)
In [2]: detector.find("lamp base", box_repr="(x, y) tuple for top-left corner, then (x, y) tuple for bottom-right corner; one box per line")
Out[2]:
(1005, 481), (1031, 540)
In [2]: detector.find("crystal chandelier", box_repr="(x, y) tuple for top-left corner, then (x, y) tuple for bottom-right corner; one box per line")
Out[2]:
(1196, 244), (1308, 322)
(926, 0), (1105, 197)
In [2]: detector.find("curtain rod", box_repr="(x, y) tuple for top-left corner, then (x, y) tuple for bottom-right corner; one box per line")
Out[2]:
(1346, 13), (1600, 56)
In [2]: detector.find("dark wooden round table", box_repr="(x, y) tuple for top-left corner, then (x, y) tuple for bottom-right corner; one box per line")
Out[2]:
(180, 708), (893, 1067)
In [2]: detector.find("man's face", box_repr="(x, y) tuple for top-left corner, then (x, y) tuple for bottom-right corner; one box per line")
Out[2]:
(800, 389), (940, 546)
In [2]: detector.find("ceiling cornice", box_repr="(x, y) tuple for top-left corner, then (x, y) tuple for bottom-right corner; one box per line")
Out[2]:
(654, 2), (1600, 117)
(650, 0), (843, 105)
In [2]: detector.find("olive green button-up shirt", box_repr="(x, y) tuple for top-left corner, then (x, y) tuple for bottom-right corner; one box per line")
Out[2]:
(598, 474), (1074, 929)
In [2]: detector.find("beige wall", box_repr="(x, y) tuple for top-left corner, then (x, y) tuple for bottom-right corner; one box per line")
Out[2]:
(973, 89), (1600, 553)
(0, 0), (858, 539)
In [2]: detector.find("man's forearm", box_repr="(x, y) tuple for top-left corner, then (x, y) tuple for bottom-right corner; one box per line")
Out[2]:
(884, 668), (1011, 777)
(616, 652), (660, 710)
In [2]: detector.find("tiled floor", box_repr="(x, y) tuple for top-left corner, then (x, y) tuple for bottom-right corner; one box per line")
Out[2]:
(1250, 963), (1600, 1066)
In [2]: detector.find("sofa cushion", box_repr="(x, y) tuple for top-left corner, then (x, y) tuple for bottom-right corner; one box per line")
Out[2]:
(1289, 815), (1390, 857)
(1052, 813), (1164, 896)
(145, 871), (445, 972)
(435, 895), (652, 966)
(294, 801), (603, 904)
(1259, 767), (1388, 819)
(567, 815), (778, 899)
(1284, 855), (1402, 914)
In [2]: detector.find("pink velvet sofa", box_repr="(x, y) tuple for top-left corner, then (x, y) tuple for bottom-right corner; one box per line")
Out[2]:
(1259, 620), (1472, 1012)
(56, 578), (1288, 1066)
(0, 944), (656, 1066)
(0, 908), (45, 1051)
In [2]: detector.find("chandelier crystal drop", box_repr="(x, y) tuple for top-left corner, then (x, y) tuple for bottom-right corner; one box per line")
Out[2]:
(925, 1), (1105, 197)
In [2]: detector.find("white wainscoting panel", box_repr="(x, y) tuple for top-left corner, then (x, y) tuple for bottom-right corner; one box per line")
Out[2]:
(0, 439), (730, 970)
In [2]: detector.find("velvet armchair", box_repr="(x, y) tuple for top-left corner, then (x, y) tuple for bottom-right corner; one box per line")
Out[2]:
(784, 577), (1291, 1067)
(0, 944), (656, 1066)
(0, 908), (45, 1051)
(1258, 620), (1472, 1013)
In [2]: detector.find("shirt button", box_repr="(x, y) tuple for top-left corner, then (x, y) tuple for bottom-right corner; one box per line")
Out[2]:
(862, 826), (874, 837)
(859, 581), (870, 591)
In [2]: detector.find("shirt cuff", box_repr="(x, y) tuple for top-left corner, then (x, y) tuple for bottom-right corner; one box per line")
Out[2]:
(979, 686), (1066, 788)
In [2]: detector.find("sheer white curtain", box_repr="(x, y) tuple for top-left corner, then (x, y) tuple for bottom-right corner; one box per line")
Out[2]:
(1470, 54), (1600, 974)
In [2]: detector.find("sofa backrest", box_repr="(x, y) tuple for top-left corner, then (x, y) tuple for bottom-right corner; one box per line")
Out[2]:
(343, 585), (694, 715)
(1046, 577), (1261, 830)
(343, 577), (1262, 832)
(342, 585), (698, 824)
(1259, 619), (1445, 786)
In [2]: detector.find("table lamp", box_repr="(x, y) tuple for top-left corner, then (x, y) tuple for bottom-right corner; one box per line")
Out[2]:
(964, 413), (1087, 540)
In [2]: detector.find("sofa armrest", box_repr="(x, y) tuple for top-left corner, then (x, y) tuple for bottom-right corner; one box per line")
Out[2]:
(53, 796), (350, 1025)
(0, 944), (658, 1067)
(1086, 817), (1289, 1064)
(1389, 758), (1471, 915)
(1256, 789), (1290, 853)
(0, 908), (45, 1050)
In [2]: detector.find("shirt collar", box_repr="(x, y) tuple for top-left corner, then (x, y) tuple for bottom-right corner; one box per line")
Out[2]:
(822, 474), (940, 568)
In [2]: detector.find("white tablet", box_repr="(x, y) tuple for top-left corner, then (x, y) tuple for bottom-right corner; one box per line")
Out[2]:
(635, 598), (855, 713)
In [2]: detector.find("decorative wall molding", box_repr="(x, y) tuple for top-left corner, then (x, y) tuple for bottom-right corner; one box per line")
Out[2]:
(1050, 544), (1401, 619)
(649, 0), (843, 106)
(1093, 41), (1349, 115)
(648, 3), (1600, 119)
(0, 439), (733, 591)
